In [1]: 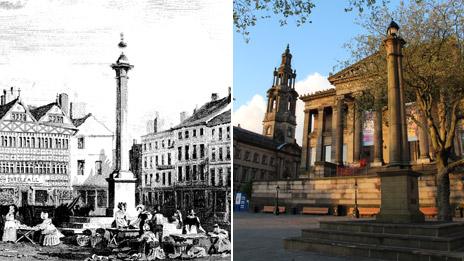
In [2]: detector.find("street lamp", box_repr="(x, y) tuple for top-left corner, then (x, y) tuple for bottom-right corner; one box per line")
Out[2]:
(354, 179), (360, 218)
(275, 185), (280, 215)
(387, 20), (400, 36)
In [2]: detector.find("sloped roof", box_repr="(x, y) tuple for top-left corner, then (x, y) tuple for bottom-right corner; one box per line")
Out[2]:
(233, 126), (280, 151)
(72, 113), (92, 127)
(207, 110), (230, 127)
(0, 98), (18, 119)
(29, 102), (57, 121)
(175, 96), (229, 128)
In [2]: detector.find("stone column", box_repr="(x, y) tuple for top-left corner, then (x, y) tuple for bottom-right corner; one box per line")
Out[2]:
(376, 21), (424, 223)
(332, 97), (344, 165)
(300, 109), (311, 170)
(417, 109), (431, 163)
(372, 106), (384, 166)
(398, 38), (410, 163)
(107, 34), (137, 218)
(353, 104), (362, 163)
(315, 107), (324, 162)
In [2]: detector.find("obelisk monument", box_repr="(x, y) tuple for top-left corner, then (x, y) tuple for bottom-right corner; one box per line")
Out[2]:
(376, 21), (424, 223)
(107, 33), (137, 217)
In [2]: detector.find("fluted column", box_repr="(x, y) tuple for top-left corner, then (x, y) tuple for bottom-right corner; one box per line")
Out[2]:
(372, 106), (384, 166)
(300, 109), (311, 170)
(315, 107), (324, 162)
(353, 104), (362, 163)
(333, 97), (344, 165)
(417, 109), (430, 163)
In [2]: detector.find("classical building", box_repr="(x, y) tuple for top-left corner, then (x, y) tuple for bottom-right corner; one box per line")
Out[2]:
(70, 113), (114, 215)
(299, 59), (463, 177)
(0, 88), (76, 207)
(140, 92), (231, 219)
(233, 46), (301, 193)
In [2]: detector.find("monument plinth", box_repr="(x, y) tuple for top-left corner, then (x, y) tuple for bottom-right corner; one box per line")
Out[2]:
(106, 33), (137, 218)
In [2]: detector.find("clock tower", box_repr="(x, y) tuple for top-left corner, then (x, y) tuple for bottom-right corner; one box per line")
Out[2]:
(262, 45), (298, 144)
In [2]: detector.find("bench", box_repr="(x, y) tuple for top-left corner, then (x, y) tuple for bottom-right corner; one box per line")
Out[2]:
(262, 206), (286, 213)
(420, 207), (438, 217)
(301, 207), (329, 215)
(348, 207), (380, 217)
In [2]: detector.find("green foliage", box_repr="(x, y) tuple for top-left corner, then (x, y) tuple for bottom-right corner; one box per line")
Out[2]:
(233, 0), (402, 42)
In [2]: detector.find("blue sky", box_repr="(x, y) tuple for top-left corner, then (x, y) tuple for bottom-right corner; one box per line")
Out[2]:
(234, 1), (367, 109)
(233, 0), (403, 143)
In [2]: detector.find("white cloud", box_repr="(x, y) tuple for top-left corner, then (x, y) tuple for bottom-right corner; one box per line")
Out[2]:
(234, 72), (334, 145)
(233, 94), (266, 134)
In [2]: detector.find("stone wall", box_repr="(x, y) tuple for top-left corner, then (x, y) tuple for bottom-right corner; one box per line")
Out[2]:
(251, 173), (464, 213)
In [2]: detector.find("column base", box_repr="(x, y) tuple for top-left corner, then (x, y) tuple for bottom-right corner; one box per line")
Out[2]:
(370, 161), (384, 167)
(107, 170), (137, 219)
(376, 167), (424, 223)
(416, 157), (431, 164)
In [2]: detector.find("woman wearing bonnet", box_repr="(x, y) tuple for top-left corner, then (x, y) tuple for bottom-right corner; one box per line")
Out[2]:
(33, 212), (64, 246)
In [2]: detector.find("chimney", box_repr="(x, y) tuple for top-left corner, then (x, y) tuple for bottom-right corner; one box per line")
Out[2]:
(180, 111), (187, 123)
(211, 93), (218, 101)
(153, 117), (158, 133)
(57, 93), (69, 116)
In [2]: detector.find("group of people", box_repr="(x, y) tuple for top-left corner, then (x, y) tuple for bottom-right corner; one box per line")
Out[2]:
(2, 204), (64, 246)
(112, 202), (230, 259)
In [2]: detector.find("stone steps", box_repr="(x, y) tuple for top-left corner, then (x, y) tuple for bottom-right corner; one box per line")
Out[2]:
(284, 236), (464, 261)
(285, 221), (464, 260)
(302, 229), (464, 251)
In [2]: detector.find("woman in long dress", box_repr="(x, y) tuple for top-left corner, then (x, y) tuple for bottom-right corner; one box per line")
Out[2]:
(33, 212), (64, 246)
(2, 205), (18, 242)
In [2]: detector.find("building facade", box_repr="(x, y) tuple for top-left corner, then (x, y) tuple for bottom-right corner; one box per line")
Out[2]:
(0, 89), (76, 207)
(140, 92), (231, 220)
(299, 56), (464, 177)
(70, 113), (114, 215)
(233, 46), (301, 194)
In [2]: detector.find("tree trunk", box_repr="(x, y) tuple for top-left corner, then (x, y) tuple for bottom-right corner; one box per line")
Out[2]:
(436, 156), (452, 222)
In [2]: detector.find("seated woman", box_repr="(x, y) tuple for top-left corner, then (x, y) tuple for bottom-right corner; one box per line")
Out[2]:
(138, 223), (165, 260)
(33, 212), (64, 246)
(2, 205), (19, 242)
(112, 202), (128, 228)
(183, 209), (205, 234)
(208, 224), (231, 254)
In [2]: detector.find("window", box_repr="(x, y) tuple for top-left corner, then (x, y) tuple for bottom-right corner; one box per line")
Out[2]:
(270, 157), (275, 166)
(219, 147), (223, 161)
(193, 165), (197, 180)
(186, 166), (190, 180)
(226, 126), (230, 138)
(168, 153), (171, 165)
(185, 145), (189, 160)
(78, 137), (85, 149)
(261, 155), (267, 165)
(193, 129), (197, 137)
(155, 173), (159, 182)
(149, 143), (152, 150)
(178, 166), (183, 181)
(49, 115), (63, 123)
(178, 147), (182, 160)
(219, 128), (223, 140)
(77, 160), (85, 175)
(178, 132), (182, 139)
(95, 161), (102, 175)
(97, 190), (107, 208)
(211, 148), (216, 161)
(210, 168), (215, 186)
(253, 153), (259, 163)
(162, 173), (166, 185)
(200, 128), (204, 136)
(144, 143), (147, 151)
(226, 146), (230, 160)
(35, 190), (48, 204)
(200, 165), (205, 180)
(12, 112), (26, 121)
(212, 129), (215, 139)
(162, 140), (165, 148)
(162, 155), (165, 165)
(245, 151), (250, 161)
(192, 145), (197, 159)
(200, 144), (205, 158)
(168, 172), (172, 185)
(155, 155), (159, 166)
(155, 142), (158, 149)
(150, 157), (153, 168)
(218, 168), (223, 186)
(185, 130), (189, 139)
(144, 157), (147, 168)
(324, 145), (332, 162)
